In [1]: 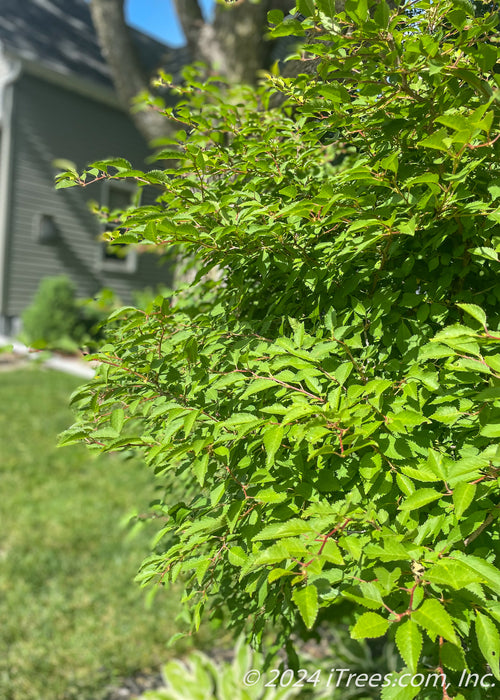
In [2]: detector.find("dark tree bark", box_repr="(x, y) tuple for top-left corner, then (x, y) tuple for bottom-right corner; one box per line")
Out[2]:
(89, 0), (171, 141)
(174, 0), (292, 82)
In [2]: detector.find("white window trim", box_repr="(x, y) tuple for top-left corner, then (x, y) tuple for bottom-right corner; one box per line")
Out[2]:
(96, 179), (139, 274)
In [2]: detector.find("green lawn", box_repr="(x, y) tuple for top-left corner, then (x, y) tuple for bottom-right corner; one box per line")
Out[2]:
(0, 368), (188, 700)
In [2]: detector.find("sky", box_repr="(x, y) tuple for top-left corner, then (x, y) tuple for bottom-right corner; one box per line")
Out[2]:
(126, 0), (215, 47)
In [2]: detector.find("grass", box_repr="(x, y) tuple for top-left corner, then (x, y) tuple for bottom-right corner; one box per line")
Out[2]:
(0, 367), (191, 700)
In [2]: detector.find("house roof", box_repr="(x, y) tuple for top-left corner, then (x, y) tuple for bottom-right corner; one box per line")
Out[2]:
(0, 0), (188, 92)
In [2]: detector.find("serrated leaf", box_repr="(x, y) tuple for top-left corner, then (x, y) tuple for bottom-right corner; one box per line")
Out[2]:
(241, 377), (276, 399)
(380, 675), (420, 700)
(268, 567), (295, 583)
(453, 554), (500, 595)
(441, 641), (467, 672)
(400, 465), (440, 482)
(110, 408), (125, 433)
(395, 620), (422, 674)
(480, 424), (500, 438)
(399, 489), (443, 511)
(263, 424), (284, 466)
(456, 303), (487, 327)
(183, 410), (199, 438)
(321, 539), (344, 564)
(293, 585), (318, 629)
(351, 612), (390, 639)
(453, 482), (477, 519)
(412, 599), (459, 645)
(476, 611), (500, 680)
(228, 546), (247, 567)
(374, 0), (390, 28)
(447, 455), (487, 487)
(471, 246), (499, 261)
(57, 428), (90, 446)
(192, 453), (209, 487)
(426, 558), (484, 589)
(255, 487), (287, 504)
(418, 128), (452, 152)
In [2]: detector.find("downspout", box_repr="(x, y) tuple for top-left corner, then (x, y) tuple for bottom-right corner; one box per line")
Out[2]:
(0, 45), (22, 328)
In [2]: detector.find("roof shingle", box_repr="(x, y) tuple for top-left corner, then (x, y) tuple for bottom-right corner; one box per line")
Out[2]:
(0, 0), (188, 91)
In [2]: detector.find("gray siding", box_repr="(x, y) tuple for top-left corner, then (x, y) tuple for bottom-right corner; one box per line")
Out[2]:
(5, 74), (171, 317)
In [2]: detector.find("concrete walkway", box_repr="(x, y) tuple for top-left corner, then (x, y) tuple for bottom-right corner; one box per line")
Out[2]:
(0, 335), (96, 379)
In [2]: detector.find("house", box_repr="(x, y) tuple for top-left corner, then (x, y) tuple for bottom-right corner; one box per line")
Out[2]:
(0, 0), (185, 334)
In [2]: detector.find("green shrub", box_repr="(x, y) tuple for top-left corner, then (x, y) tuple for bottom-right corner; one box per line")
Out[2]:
(141, 639), (303, 700)
(141, 629), (398, 700)
(59, 1), (500, 698)
(21, 275), (106, 351)
(21, 275), (83, 350)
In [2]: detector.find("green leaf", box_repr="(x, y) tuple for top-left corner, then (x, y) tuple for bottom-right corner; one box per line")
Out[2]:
(253, 519), (316, 540)
(57, 427), (90, 446)
(292, 585), (318, 629)
(297, 0), (315, 17)
(400, 466), (440, 483)
(480, 424), (500, 438)
(267, 9), (284, 24)
(456, 303), (487, 327)
(255, 487), (287, 504)
(317, 0), (337, 19)
(228, 546), (247, 567)
(435, 113), (472, 132)
(263, 424), (284, 466)
(345, 0), (368, 22)
(351, 612), (390, 639)
(268, 567), (295, 583)
(110, 408), (125, 433)
(453, 554), (500, 595)
(395, 620), (422, 674)
(476, 611), (500, 680)
(241, 377), (276, 399)
(269, 18), (305, 37)
(487, 179), (500, 202)
(440, 641), (467, 672)
(373, 0), (390, 28)
(183, 410), (199, 438)
(471, 246), (499, 262)
(426, 558), (484, 589)
(453, 482), (477, 519)
(399, 489), (443, 511)
(412, 599), (459, 645)
(192, 453), (209, 487)
(417, 128), (452, 152)
(380, 675), (421, 700)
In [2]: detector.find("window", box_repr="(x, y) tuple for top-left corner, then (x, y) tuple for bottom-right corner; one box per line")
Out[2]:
(35, 213), (59, 245)
(97, 180), (138, 273)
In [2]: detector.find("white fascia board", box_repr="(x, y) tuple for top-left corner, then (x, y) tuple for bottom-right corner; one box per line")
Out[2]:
(0, 44), (22, 315)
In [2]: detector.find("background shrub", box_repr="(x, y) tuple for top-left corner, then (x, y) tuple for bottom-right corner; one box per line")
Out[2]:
(21, 275), (105, 352)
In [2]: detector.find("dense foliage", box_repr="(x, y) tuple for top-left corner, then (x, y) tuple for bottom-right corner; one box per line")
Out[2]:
(59, 1), (500, 697)
(22, 276), (82, 350)
(21, 275), (103, 352)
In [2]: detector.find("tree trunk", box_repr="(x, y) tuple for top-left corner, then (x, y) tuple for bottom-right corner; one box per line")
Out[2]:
(89, 0), (173, 142)
(173, 0), (292, 83)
